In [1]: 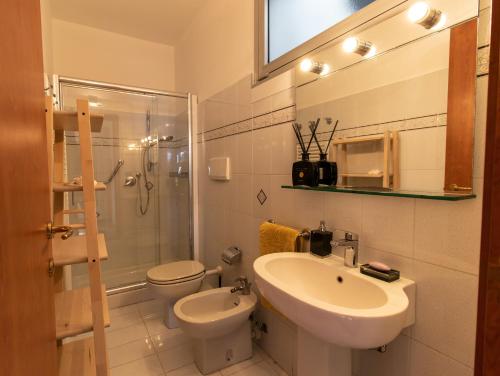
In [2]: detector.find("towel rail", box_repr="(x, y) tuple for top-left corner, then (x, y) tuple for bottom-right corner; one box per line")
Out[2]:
(266, 219), (310, 253)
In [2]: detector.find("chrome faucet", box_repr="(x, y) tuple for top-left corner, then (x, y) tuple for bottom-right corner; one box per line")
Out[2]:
(331, 231), (359, 268)
(230, 276), (252, 295)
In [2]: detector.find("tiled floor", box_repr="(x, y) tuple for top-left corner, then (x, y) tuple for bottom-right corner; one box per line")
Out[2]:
(106, 300), (288, 376)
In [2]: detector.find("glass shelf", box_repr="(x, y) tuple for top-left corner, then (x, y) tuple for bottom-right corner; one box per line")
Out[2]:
(281, 185), (476, 201)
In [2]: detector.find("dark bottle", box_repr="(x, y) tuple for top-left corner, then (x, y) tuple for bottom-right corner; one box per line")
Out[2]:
(292, 152), (319, 187)
(317, 153), (338, 186)
(310, 220), (333, 257)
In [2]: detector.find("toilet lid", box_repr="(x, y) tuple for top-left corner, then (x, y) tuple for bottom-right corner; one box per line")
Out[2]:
(147, 260), (205, 284)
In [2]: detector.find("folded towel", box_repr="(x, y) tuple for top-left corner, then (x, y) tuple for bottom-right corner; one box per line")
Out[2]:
(259, 221), (300, 319)
(259, 222), (299, 255)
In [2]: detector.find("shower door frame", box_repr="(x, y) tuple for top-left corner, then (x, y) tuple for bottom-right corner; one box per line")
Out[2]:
(53, 75), (198, 294)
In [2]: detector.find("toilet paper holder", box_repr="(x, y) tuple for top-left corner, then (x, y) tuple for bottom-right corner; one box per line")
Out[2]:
(222, 246), (242, 265)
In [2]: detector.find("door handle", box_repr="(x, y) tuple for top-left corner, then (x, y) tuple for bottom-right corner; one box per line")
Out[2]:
(46, 222), (74, 240)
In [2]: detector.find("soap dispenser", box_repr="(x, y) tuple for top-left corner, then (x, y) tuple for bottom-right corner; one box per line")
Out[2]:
(310, 220), (333, 257)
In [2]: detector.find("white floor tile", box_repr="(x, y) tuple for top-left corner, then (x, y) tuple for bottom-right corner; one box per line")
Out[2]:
(151, 329), (191, 352)
(110, 354), (164, 376)
(166, 363), (221, 376)
(139, 299), (164, 319)
(108, 311), (143, 333)
(220, 351), (263, 375)
(145, 316), (176, 337)
(158, 343), (195, 372)
(107, 322), (149, 348)
(109, 304), (140, 320)
(108, 337), (156, 368)
(230, 361), (278, 376)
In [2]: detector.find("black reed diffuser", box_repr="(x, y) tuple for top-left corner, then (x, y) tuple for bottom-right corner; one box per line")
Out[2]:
(310, 118), (339, 186)
(292, 120), (320, 187)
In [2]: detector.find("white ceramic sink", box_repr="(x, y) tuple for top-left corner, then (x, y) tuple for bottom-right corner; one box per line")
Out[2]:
(253, 252), (415, 349)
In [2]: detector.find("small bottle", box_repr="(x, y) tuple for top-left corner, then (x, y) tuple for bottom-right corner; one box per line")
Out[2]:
(310, 220), (333, 257)
(317, 153), (338, 186)
(292, 152), (319, 187)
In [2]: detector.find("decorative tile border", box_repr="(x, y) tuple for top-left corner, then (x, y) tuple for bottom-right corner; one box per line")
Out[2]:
(477, 46), (490, 76)
(200, 105), (296, 143)
(66, 135), (187, 149)
(296, 113), (447, 161)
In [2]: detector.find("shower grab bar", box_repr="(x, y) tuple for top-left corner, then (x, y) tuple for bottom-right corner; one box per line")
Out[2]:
(104, 160), (124, 184)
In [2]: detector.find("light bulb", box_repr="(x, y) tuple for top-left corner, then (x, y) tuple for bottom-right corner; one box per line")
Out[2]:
(408, 2), (430, 24)
(408, 2), (445, 29)
(342, 37), (359, 53)
(300, 59), (313, 72)
(342, 37), (374, 57)
(320, 64), (331, 76)
(299, 59), (328, 75)
(431, 13), (447, 30)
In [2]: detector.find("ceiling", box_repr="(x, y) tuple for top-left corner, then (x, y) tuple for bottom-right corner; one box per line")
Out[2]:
(50, 0), (205, 45)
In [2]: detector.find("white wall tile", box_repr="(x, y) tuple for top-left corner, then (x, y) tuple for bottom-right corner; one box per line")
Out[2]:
(358, 334), (411, 376)
(252, 127), (273, 174)
(474, 76), (488, 179)
(253, 174), (272, 220)
(414, 185), (482, 275)
(270, 123), (297, 175)
(410, 340), (473, 376)
(324, 193), (363, 237)
(235, 132), (253, 174)
(413, 261), (478, 367)
(361, 196), (415, 257)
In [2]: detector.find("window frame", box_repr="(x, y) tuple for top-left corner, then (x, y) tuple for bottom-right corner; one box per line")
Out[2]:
(255, 0), (407, 82)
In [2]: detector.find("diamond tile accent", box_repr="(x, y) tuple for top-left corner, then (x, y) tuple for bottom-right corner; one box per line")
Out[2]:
(257, 189), (268, 205)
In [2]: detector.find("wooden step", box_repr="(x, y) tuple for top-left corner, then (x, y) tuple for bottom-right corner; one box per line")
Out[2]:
(54, 110), (104, 132)
(55, 285), (110, 340)
(63, 209), (85, 215)
(53, 182), (106, 192)
(52, 234), (108, 266)
(58, 337), (97, 376)
(332, 134), (389, 145)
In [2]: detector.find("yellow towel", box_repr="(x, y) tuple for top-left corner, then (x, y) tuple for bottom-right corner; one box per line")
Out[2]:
(259, 221), (299, 255)
(259, 222), (299, 319)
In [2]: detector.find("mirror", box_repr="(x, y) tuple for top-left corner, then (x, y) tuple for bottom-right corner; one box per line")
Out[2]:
(293, 0), (479, 196)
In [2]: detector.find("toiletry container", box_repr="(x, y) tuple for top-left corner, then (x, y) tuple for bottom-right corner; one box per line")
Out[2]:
(317, 153), (338, 186)
(310, 221), (333, 257)
(293, 153), (319, 187)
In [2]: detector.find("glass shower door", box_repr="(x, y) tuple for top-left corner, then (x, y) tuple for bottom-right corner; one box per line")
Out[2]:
(60, 82), (191, 290)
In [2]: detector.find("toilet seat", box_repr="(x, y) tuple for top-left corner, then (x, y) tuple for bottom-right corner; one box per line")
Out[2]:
(147, 260), (205, 285)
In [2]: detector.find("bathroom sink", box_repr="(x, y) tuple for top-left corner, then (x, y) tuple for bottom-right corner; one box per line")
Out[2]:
(253, 252), (415, 349)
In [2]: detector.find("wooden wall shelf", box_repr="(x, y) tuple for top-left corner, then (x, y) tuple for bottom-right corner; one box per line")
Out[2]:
(53, 182), (106, 192)
(58, 337), (96, 376)
(55, 285), (110, 340)
(54, 111), (104, 133)
(52, 234), (108, 266)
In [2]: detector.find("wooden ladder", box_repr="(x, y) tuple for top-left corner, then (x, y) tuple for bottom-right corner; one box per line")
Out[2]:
(45, 96), (110, 376)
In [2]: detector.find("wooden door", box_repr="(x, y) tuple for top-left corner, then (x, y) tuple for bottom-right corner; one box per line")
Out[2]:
(0, 1), (57, 375)
(475, 0), (500, 373)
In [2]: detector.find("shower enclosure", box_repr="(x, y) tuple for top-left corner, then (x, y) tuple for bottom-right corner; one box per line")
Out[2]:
(55, 77), (195, 291)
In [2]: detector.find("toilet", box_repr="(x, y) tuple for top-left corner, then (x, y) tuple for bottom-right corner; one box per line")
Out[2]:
(146, 260), (205, 328)
(174, 287), (257, 375)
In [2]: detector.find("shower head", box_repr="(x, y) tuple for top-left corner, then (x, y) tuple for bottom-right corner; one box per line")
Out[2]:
(159, 135), (174, 142)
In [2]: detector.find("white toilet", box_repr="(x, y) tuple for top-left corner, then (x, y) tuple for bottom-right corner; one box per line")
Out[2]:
(146, 260), (205, 328)
(174, 287), (257, 375)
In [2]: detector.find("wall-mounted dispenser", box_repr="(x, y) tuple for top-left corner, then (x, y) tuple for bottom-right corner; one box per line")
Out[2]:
(221, 246), (241, 265)
(208, 157), (230, 181)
